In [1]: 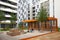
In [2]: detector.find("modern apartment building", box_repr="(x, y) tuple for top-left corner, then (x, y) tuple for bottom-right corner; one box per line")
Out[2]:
(17, 0), (49, 25)
(0, 0), (17, 28)
(17, 0), (40, 23)
(17, 0), (60, 28)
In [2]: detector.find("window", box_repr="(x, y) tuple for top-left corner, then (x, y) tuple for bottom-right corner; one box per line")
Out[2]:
(33, 10), (35, 13)
(36, 9), (37, 12)
(37, 5), (39, 8)
(19, 17), (20, 19)
(28, 14), (30, 16)
(33, 14), (35, 16)
(23, 0), (25, 3)
(28, 11), (30, 13)
(21, 14), (23, 15)
(28, 17), (30, 20)
(32, 7), (35, 9)
(18, 6), (20, 8)
(32, 0), (34, 2)
(33, 17), (35, 19)
(22, 9), (24, 12)
(38, 0), (40, 1)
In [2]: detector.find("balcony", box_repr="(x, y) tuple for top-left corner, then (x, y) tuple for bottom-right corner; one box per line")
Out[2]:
(0, 7), (17, 13)
(5, 14), (11, 18)
(0, 1), (17, 8)
(9, 0), (18, 3)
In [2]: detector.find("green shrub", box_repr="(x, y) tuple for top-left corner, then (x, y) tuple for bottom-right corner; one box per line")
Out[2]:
(5, 26), (10, 31)
(58, 28), (60, 32)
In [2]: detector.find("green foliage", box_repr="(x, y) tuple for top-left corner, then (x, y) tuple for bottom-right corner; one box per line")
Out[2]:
(10, 13), (17, 23)
(10, 14), (17, 21)
(0, 11), (5, 21)
(18, 26), (28, 30)
(18, 22), (28, 30)
(10, 14), (17, 23)
(0, 26), (10, 31)
(36, 7), (48, 22)
(58, 28), (60, 32)
(5, 26), (10, 31)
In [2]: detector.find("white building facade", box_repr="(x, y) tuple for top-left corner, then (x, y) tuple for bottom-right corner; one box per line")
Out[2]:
(0, 0), (17, 28)
(17, 0), (41, 24)
(17, 0), (60, 27)
(17, 0), (49, 25)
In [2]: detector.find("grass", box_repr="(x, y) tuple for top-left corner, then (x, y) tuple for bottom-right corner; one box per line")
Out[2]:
(0, 28), (10, 31)
(18, 27), (28, 30)
(58, 28), (60, 32)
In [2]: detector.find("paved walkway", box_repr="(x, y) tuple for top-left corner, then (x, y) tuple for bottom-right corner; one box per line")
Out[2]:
(22, 32), (60, 40)
(0, 31), (50, 40)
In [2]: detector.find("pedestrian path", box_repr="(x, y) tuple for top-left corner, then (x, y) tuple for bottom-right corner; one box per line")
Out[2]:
(0, 31), (50, 40)
(22, 32), (60, 40)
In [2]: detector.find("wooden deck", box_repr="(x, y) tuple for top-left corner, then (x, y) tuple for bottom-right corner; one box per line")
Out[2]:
(21, 32), (60, 40)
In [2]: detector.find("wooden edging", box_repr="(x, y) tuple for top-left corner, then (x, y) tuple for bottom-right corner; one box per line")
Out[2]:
(20, 31), (58, 40)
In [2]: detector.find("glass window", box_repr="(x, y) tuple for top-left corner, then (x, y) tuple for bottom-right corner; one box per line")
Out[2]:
(28, 17), (30, 20)
(19, 17), (20, 19)
(28, 11), (30, 13)
(33, 14), (35, 16)
(36, 9), (37, 12)
(33, 17), (35, 19)
(37, 5), (39, 8)
(28, 14), (30, 16)
(18, 6), (20, 8)
(32, 7), (35, 9)
(32, 0), (34, 2)
(33, 10), (35, 13)
(23, 0), (25, 3)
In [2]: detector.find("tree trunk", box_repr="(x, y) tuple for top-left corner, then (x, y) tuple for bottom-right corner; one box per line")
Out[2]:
(45, 21), (46, 30)
(41, 22), (44, 31)
(38, 22), (40, 31)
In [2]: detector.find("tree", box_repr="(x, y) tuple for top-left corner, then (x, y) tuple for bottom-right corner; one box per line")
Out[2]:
(0, 11), (5, 28)
(36, 7), (48, 30)
(10, 13), (17, 28)
(0, 11), (5, 20)
(36, 7), (48, 22)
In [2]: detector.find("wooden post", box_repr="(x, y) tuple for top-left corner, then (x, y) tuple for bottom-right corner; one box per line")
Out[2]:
(22, 23), (24, 32)
(56, 20), (58, 31)
(36, 22), (37, 30)
(32, 22), (34, 30)
(28, 23), (30, 31)
(28, 23), (29, 31)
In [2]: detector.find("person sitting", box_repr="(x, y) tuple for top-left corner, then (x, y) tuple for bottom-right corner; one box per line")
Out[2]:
(30, 28), (34, 32)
